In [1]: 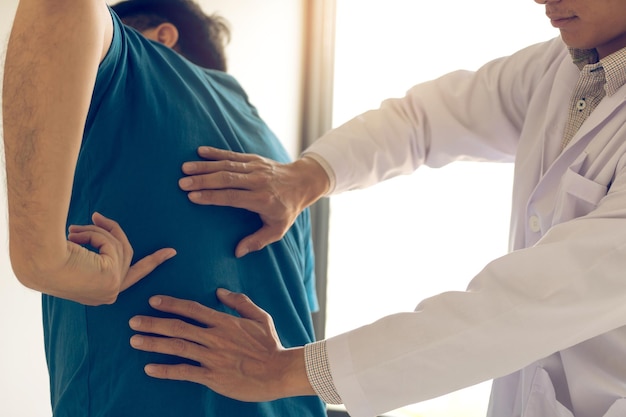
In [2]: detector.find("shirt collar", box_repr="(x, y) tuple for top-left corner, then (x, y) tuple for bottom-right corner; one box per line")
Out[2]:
(568, 47), (626, 96)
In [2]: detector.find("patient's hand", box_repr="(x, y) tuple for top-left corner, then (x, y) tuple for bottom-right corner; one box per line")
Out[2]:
(58, 212), (176, 305)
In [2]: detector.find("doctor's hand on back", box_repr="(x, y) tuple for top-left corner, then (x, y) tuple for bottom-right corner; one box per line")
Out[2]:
(178, 146), (330, 258)
(128, 289), (315, 401)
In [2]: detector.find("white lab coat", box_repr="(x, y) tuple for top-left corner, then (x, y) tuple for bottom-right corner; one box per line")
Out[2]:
(305, 37), (626, 417)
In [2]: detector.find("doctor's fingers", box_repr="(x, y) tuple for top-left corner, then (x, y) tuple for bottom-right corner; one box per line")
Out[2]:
(181, 161), (251, 184)
(131, 297), (270, 345)
(181, 147), (274, 184)
(138, 294), (279, 344)
(129, 315), (212, 348)
(130, 331), (210, 365)
(133, 296), (280, 352)
(181, 156), (280, 193)
(143, 295), (232, 327)
(179, 167), (277, 198)
(143, 362), (214, 387)
(195, 146), (268, 165)
(185, 187), (275, 216)
(129, 316), (262, 366)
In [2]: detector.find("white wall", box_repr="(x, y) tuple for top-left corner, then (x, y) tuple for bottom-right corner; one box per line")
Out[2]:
(0, 1), (304, 416)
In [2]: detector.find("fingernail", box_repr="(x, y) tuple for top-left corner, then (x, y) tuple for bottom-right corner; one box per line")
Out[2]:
(217, 288), (231, 296)
(145, 365), (157, 375)
(188, 191), (201, 201)
(129, 317), (141, 328)
(130, 335), (144, 347)
(179, 177), (192, 188)
(150, 296), (162, 307)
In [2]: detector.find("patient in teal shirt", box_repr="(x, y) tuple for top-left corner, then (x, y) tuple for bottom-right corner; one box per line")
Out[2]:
(42, 2), (325, 416)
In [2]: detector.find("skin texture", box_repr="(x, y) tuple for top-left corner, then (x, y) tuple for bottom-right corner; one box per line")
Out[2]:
(2, 0), (175, 306)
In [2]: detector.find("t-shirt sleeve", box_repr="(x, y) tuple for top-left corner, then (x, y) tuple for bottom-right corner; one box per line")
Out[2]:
(85, 7), (126, 130)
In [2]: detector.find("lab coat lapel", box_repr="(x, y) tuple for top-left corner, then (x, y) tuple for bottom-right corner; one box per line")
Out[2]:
(539, 57), (578, 176)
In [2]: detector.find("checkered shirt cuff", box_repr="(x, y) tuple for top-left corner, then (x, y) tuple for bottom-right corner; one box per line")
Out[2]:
(304, 341), (343, 404)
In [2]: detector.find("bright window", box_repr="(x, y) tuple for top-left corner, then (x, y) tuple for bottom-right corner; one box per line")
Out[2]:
(325, 1), (558, 415)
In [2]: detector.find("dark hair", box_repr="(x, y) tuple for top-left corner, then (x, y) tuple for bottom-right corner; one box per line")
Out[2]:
(111, 0), (231, 71)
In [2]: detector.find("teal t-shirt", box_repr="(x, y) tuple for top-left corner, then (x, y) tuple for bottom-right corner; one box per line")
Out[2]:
(42, 11), (324, 417)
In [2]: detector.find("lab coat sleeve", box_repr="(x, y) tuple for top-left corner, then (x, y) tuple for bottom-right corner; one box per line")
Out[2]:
(325, 153), (626, 417)
(303, 37), (566, 194)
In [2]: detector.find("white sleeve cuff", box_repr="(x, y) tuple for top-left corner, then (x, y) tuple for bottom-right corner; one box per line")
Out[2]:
(300, 152), (337, 196)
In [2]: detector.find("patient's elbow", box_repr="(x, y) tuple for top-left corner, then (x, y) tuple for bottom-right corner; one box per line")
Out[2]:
(8, 241), (67, 294)
(9, 253), (47, 292)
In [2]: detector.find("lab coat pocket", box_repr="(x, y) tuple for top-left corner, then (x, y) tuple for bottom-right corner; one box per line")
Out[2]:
(552, 153), (608, 224)
(522, 367), (574, 417)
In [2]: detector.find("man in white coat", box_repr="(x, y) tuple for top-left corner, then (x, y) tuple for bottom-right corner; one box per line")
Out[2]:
(127, 0), (626, 416)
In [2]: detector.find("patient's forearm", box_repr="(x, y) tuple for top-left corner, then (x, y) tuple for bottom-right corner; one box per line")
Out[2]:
(2, 0), (112, 286)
